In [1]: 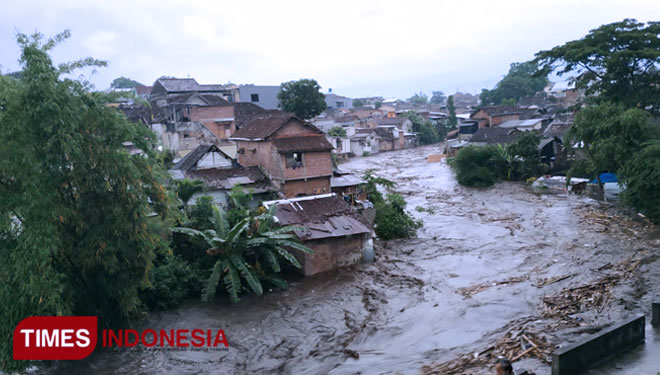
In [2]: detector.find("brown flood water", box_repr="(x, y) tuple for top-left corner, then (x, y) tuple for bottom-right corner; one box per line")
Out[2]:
(39, 145), (660, 375)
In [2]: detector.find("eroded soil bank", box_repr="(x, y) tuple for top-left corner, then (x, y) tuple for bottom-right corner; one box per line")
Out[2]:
(42, 145), (660, 375)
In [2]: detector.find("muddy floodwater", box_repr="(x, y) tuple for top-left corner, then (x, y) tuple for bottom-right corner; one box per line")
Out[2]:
(42, 145), (660, 375)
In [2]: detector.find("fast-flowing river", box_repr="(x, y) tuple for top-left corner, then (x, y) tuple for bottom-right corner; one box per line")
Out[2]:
(42, 145), (660, 375)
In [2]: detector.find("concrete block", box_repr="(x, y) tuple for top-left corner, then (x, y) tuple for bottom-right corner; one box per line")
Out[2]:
(652, 303), (660, 328)
(551, 314), (645, 375)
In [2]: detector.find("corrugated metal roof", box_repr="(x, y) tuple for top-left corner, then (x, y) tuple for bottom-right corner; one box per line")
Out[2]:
(331, 175), (365, 188)
(266, 195), (371, 241)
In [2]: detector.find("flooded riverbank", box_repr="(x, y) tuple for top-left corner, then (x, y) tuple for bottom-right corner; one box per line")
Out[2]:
(42, 145), (660, 375)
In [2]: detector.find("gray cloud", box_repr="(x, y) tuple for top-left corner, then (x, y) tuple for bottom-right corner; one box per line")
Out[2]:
(1, 0), (658, 98)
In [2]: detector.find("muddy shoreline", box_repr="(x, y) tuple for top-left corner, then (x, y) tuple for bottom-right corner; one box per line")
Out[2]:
(41, 145), (660, 375)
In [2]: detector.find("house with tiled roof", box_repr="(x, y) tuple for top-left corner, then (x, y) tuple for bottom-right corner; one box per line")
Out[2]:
(229, 112), (334, 198)
(169, 144), (277, 206)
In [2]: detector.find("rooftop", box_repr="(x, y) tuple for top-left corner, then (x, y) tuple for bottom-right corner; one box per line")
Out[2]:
(470, 127), (521, 144)
(272, 135), (333, 153)
(263, 194), (371, 241)
(231, 112), (323, 140)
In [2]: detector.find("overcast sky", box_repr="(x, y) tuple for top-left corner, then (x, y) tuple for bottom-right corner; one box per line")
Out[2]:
(1, 0), (658, 98)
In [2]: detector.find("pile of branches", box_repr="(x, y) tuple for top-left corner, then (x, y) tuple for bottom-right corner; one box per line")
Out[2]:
(542, 275), (619, 318)
(457, 275), (529, 298)
(542, 257), (641, 318)
(422, 319), (553, 375)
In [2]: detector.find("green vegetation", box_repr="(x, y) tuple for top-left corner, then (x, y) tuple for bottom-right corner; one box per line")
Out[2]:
(508, 132), (548, 179)
(401, 111), (441, 145)
(0, 31), (170, 371)
(176, 179), (205, 208)
(565, 102), (658, 188)
(620, 141), (660, 223)
(353, 98), (365, 107)
(450, 133), (548, 188)
(173, 204), (311, 303)
(408, 92), (428, 105)
(430, 90), (446, 105)
(110, 76), (144, 89)
(328, 126), (347, 137)
(450, 146), (507, 187)
(277, 79), (327, 119)
(535, 19), (660, 114)
(535, 19), (660, 220)
(363, 170), (422, 240)
(447, 95), (457, 128)
(480, 61), (548, 106)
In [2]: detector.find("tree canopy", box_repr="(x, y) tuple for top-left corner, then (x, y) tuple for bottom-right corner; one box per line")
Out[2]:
(619, 141), (660, 223)
(110, 76), (144, 89)
(447, 95), (457, 127)
(480, 61), (548, 106)
(407, 92), (428, 105)
(430, 90), (446, 105)
(0, 31), (170, 371)
(401, 111), (440, 145)
(534, 19), (660, 113)
(566, 102), (659, 182)
(328, 126), (347, 137)
(277, 79), (327, 119)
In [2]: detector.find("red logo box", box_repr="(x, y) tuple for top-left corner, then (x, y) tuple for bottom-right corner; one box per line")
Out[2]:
(14, 316), (98, 360)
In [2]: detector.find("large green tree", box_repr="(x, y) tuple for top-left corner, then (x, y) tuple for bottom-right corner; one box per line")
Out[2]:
(0, 31), (170, 371)
(277, 79), (327, 119)
(430, 90), (446, 105)
(566, 102), (659, 189)
(407, 92), (428, 105)
(480, 61), (548, 106)
(619, 141), (660, 223)
(535, 19), (660, 113)
(110, 76), (144, 89)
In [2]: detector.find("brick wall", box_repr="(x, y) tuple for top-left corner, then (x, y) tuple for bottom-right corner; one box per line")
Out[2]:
(295, 234), (366, 276)
(282, 151), (332, 180)
(491, 114), (519, 126)
(189, 106), (235, 139)
(281, 176), (331, 197)
(236, 141), (283, 180)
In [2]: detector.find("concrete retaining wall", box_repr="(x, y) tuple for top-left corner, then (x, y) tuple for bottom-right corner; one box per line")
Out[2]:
(551, 314), (645, 375)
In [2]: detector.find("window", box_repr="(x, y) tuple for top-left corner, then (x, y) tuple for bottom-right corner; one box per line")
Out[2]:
(285, 152), (303, 168)
(251, 94), (259, 102)
(336, 101), (344, 108)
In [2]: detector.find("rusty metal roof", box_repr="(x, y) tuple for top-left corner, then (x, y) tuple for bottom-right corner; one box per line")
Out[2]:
(268, 195), (371, 241)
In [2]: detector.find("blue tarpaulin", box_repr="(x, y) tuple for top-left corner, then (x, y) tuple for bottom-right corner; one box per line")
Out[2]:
(592, 173), (618, 184)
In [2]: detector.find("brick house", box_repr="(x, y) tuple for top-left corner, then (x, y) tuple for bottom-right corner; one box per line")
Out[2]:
(263, 194), (373, 276)
(188, 102), (268, 141)
(169, 144), (277, 207)
(229, 112), (334, 198)
(470, 106), (542, 128)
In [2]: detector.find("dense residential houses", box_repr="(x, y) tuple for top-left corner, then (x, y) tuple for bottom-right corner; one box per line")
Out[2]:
(113, 76), (581, 276)
(229, 112), (335, 198)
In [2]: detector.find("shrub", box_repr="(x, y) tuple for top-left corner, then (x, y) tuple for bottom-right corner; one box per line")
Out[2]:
(363, 171), (421, 239)
(140, 246), (201, 310)
(450, 146), (507, 187)
(619, 140), (660, 223)
(374, 194), (422, 240)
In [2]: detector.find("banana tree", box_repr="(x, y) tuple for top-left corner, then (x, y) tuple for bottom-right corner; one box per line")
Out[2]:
(172, 205), (311, 303)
